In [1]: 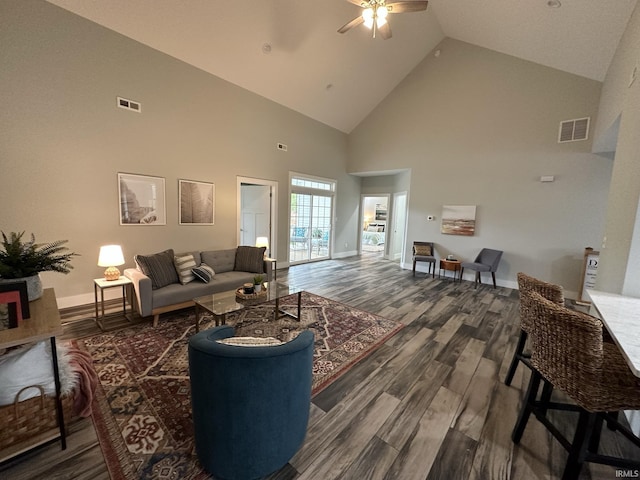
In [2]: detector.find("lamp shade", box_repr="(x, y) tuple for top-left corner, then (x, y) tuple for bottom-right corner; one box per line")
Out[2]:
(98, 245), (125, 281)
(255, 237), (269, 249)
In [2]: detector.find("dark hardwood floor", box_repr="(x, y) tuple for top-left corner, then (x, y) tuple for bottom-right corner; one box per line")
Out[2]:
(1, 252), (637, 479)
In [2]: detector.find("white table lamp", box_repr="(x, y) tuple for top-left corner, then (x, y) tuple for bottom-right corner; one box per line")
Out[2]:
(255, 237), (269, 257)
(98, 245), (125, 281)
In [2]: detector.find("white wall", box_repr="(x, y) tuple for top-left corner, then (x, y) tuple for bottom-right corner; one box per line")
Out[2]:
(348, 38), (610, 294)
(0, 1), (359, 306)
(592, 3), (640, 295)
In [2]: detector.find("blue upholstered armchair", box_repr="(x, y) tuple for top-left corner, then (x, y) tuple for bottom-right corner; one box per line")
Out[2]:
(188, 325), (314, 480)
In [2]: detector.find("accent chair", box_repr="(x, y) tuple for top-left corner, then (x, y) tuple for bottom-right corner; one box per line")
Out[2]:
(460, 248), (503, 288)
(412, 241), (436, 277)
(188, 325), (314, 480)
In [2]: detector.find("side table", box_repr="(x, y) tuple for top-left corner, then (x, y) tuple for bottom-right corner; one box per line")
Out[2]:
(94, 277), (132, 330)
(439, 259), (462, 283)
(265, 257), (277, 281)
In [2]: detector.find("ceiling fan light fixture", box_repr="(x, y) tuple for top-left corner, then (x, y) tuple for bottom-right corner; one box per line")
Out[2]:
(362, 7), (374, 29)
(376, 5), (388, 27)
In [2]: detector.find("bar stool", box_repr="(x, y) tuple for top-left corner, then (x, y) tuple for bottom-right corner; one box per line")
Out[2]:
(511, 290), (640, 480)
(504, 272), (565, 386)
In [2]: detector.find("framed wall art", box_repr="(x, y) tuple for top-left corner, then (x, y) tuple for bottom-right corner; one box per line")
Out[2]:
(0, 281), (30, 330)
(179, 179), (215, 225)
(441, 205), (476, 236)
(118, 173), (166, 225)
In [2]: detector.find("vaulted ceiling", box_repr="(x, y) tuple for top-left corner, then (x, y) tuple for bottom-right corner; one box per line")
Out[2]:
(47, 0), (637, 133)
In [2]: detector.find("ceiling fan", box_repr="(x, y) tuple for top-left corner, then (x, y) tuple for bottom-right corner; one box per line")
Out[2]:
(338, 0), (428, 40)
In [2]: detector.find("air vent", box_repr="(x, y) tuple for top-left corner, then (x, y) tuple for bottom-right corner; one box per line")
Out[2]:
(558, 117), (589, 143)
(277, 143), (288, 151)
(117, 96), (141, 113)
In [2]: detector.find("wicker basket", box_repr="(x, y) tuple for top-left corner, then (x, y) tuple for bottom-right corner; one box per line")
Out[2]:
(0, 385), (73, 450)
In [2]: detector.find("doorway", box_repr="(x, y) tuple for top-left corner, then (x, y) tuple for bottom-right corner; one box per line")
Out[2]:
(237, 177), (278, 258)
(360, 195), (390, 257)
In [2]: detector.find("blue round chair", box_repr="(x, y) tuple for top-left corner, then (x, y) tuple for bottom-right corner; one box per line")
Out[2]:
(188, 325), (314, 480)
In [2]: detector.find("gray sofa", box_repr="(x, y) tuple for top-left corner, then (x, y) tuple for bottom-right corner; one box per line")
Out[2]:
(124, 247), (273, 327)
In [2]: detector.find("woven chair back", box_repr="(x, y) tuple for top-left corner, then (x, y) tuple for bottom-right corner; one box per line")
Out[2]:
(527, 290), (640, 412)
(517, 272), (564, 333)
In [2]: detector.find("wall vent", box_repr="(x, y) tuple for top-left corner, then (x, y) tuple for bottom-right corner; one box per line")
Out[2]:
(277, 143), (288, 151)
(117, 96), (141, 113)
(558, 117), (589, 143)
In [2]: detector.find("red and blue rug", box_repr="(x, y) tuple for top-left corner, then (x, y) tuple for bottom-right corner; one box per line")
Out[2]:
(79, 292), (403, 479)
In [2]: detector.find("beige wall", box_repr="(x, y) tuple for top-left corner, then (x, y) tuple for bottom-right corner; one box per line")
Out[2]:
(592, 3), (640, 295)
(0, 1), (357, 306)
(348, 38), (610, 294)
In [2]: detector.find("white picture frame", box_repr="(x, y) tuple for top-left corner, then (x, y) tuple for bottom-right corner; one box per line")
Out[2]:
(118, 173), (166, 225)
(179, 179), (215, 225)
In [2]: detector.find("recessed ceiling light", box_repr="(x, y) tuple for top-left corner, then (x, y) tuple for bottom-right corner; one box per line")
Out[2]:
(547, 0), (561, 8)
(262, 43), (272, 54)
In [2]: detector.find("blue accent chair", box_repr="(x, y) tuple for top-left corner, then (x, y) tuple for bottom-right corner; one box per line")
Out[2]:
(188, 325), (314, 480)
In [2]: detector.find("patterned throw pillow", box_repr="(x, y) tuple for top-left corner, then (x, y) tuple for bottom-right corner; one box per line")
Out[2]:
(414, 245), (432, 256)
(216, 336), (283, 347)
(174, 254), (197, 285)
(234, 246), (266, 273)
(192, 263), (215, 283)
(135, 249), (179, 289)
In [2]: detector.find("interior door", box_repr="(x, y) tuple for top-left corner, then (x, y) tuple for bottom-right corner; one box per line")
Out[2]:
(240, 184), (271, 248)
(391, 192), (407, 261)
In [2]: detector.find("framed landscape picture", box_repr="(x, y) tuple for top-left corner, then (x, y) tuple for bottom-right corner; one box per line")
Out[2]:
(441, 205), (476, 236)
(118, 173), (166, 225)
(179, 179), (215, 225)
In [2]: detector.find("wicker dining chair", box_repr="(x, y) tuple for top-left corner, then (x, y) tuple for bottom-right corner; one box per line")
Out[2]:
(511, 290), (640, 480)
(504, 272), (565, 386)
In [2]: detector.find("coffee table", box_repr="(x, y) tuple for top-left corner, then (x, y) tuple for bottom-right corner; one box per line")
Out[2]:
(193, 281), (303, 332)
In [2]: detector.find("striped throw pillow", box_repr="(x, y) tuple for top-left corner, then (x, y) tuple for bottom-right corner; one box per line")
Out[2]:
(135, 249), (179, 289)
(192, 263), (215, 283)
(174, 254), (197, 285)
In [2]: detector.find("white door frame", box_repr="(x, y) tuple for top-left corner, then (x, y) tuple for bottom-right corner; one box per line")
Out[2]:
(237, 176), (278, 260)
(390, 191), (408, 262)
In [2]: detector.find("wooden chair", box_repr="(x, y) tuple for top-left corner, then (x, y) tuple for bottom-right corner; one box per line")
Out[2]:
(511, 290), (640, 480)
(412, 241), (435, 277)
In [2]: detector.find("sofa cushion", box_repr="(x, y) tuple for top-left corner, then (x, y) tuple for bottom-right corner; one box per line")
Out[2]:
(201, 249), (236, 274)
(174, 254), (197, 285)
(135, 249), (179, 289)
(234, 246), (266, 274)
(192, 263), (215, 283)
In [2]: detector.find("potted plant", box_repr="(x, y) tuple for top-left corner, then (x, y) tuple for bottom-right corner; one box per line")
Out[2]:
(0, 231), (78, 301)
(253, 274), (264, 292)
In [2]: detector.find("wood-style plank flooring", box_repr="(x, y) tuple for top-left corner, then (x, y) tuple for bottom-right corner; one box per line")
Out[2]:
(1, 252), (638, 479)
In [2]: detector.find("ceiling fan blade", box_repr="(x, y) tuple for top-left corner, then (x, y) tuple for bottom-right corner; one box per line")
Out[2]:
(386, 1), (428, 13)
(345, 0), (368, 6)
(379, 22), (392, 40)
(338, 16), (365, 34)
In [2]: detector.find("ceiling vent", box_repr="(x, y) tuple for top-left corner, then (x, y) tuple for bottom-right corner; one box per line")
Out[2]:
(558, 117), (589, 143)
(117, 96), (141, 113)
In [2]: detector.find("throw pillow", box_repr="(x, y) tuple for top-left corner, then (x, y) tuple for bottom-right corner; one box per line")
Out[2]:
(216, 336), (283, 347)
(174, 254), (197, 285)
(234, 246), (265, 273)
(192, 263), (215, 283)
(135, 249), (179, 289)
(414, 245), (432, 256)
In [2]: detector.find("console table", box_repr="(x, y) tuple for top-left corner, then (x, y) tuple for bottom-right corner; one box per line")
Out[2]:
(0, 288), (66, 462)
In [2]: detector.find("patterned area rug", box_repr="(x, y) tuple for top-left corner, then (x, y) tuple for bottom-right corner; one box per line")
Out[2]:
(79, 292), (403, 480)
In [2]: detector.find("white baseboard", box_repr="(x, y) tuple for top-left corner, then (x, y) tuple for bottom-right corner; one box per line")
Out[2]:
(333, 250), (359, 259)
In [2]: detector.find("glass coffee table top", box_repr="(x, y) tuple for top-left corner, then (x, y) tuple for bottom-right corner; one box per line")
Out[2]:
(193, 281), (303, 332)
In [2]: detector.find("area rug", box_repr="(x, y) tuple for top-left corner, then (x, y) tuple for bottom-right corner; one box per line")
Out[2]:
(79, 292), (403, 480)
